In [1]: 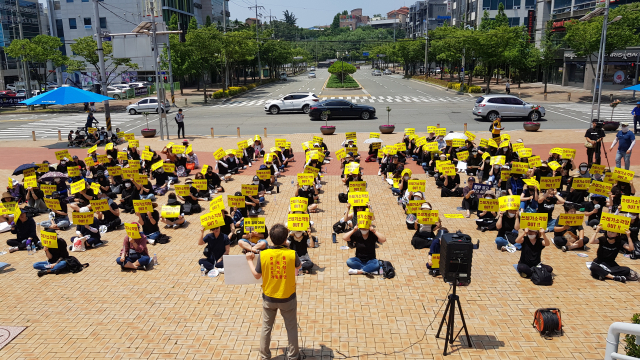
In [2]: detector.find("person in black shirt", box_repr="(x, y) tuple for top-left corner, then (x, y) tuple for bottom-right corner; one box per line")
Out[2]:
(39, 194), (70, 230)
(119, 179), (138, 213)
(343, 225), (387, 275)
(151, 167), (170, 196)
(588, 225), (635, 282)
(495, 210), (520, 251)
(537, 188), (565, 232)
(553, 204), (588, 252)
(177, 179), (204, 213)
(204, 165), (224, 193)
(136, 203), (162, 243)
(585, 119), (605, 165)
(25, 184), (47, 213)
(295, 183), (318, 212)
(287, 230), (316, 273)
(476, 193), (498, 231)
(628, 213), (640, 243)
(515, 228), (552, 278)
(7, 212), (39, 252)
(33, 232), (68, 277)
(161, 192), (186, 228)
(219, 209), (236, 241)
(198, 225), (230, 273)
(238, 210), (269, 253)
(76, 215), (103, 248)
(582, 194), (606, 228)
(466, 149), (482, 176)
(461, 177), (478, 217)
(441, 173), (462, 197)
(132, 174), (155, 201)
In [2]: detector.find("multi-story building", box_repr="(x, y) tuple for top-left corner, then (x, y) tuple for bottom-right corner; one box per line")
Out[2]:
(245, 17), (260, 26)
(387, 6), (410, 28)
(339, 8), (370, 30)
(195, 0), (229, 26)
(406, 0), (451, 39)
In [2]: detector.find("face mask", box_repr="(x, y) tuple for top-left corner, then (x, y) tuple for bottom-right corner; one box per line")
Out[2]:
(607, 232), (617, 238)
(494, 165), (499, 169)
(421, 225), (432, 232)
(403, 176), (409, 180)
(253, 181), (259, 185)
(54, 178), (60, 183)
(580, 167), (588, 172)
(294, 231), (303, 238)
(622, 127), (629, 133)
(125, 183), (131, 188)
(528, 234), (537, 239)
(60, 161), (66, 165)
(360, 229), (369, 235)
(413, 196), (421, 201)
(562, 159), (568, 164)
(507, 212), (516, 218)
(594, 203), (601, 209)
(302, 185), (309, 191)
(157, 168), (164, 174)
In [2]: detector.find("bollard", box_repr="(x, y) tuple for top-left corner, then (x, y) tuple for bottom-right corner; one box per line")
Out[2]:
(610, 94), (614, 102)
(437, 123), (440, 128)
(544, 93), (547, 101)
(518, 92), (521, 98)
(264, 127), (267, 138)
(185, 99), (188, 106)
(32, 131), (36, 141)
(211, 127), (214, 138)
(58, 130), (62, 141)
(237, 127), (240, 138)
(567, 93), (571, 101)
(464, 123), (467, 132)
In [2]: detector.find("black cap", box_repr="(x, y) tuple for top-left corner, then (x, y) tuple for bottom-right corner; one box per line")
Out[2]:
(253, 175), (260, 181)
(348, 152), (354, 157)
(234, 191), (242, 196)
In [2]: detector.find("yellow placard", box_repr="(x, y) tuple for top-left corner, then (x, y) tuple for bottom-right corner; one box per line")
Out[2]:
(213, 148), (226, 160)
(241, 184), (258, 196)
(311, 136), (323, 144)
(227, 195), (245, 208)
(406, 200), (426, 214)
(600, 213), (631, 234)
(96, 155), (109, 164)
(520, 213), (548, 231)
(501, 170), (511, 182)
(523, 179), (539, 188)
(244, 217), (266, 233)
(66, 167), (80, 178)
(511, 143), (524, 153)
(422, 142), (437, 152)
(304, 166), (319, 176)
(482, 152), (491, 160)
(540, 176), (562, 190)
(393, 177), (400, 189)
(87, 127), (97, 134)
(134, 174), (148, 185)
(511, 162), (529, 175)
(123, 133), (135, 141)
(7, 178), (11, 189)
(571, 177), (591, 190)
(209, 196), (225, 212)
(275, 138), (287, 148)
(121, 168), (136, 180)
(486, 139), (498, 148)
(356, 211), (373, 229)
(548, 161), (561, 171)
(590, 164), (605, 175)
(161, 205), (181, 218)
(104, 143), (114, 151)
(464, 131), (476, 141)
(0, 202), (16, 216)
(22, 168), (36, 179)
(193, 179), (207, 191)
(237, 140), (249, 150)
(72, 212), (95, 225)
(200, 165), (209, 175)
(107, 166), (122, 177)
(372, 142), (382, 150)
(612, 168), (635, 183)
(559, 214), (585, 226)
(43, 198), (61, 211)
(621, 196), (640, 213)
(404, 128), (415, 135)
(201, 211), (226, 230)
(500, 133), (511, 143)
(457, 151), (469, 161)
(116, 151), (127, 161)
(87, 144), (97, 154)
(348, 191), (369, 206)
(288, 214), (310, 231)
(478, 198), (499, 212)
(70, 179), (85, 194)
(125, 223), (141, 239)
(401, 168), (413, 178)
(427, 126), (436, 133)
(55, 150), (70, 160)
(369, 132), (380, 139)
(407, 180), (426, 193)
(36, 163), (49, 173)
(415, 137), (427, 147)
(452, 139), (465, 148)
(128, 160), (140, 170)
(435, 128), (446, 136)
(588, 181), (613, 197)
(133, 199), (153, 213)
(175, 184), (191, 197)
(499, 195), (520, 211)
(297, 173), (315, 186)
(345, 132), (357, 139)
(290, 197), (308, 212)
(431, 254), (440, 269)
(518, 148), (532, 158)
(142, 151), (153, 161)
(172, 145), (185, 154)
(344, 162), (360, 175)
(84, 157), (95, 167)
(499, 139), (510, 148)
(23, 175), (37, 189)
(444, 214), (465, 219)
(416, 210), (439, 225)
(90, 182), (100, 194)
(128, 140), (139, 148)
(528, 156), (542, 168)
(348, 181), (367, 193)
(562, 148), (576, 159)
(40, 230), (58, 248)
(90, 199), (110, 212)
(440, 164), (456, 176)
(550, 147), (563, 156)
(490, 156), (505, 166)
(603, 172), (616, 184)
(40, 184), (56, 196)
(162, 163), (174, 173)
(335, 148), (346, 160)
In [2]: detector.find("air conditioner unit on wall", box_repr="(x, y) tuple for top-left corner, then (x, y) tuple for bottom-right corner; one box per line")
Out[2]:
(514, 6), (520, 9)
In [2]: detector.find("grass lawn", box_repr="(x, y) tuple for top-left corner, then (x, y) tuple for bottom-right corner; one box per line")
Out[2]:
(325, 74), (359, 88)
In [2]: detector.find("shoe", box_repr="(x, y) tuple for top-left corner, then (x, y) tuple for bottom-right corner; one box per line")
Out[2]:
(8, 247), (18, 253)
(377, 170), (382, 176)
(147, 239), (155, 245)
(348, 269), (359, 275)
(614, 276), (627, 283)
(37, 270), (48, 277)
(137, 265), (147, 271)
(520, 272), (528, 278)
(266, 191), (271, 195)
(562, 246), (567, 252)
(242, 166), (247, 170)
(310, 221), (314, 226)
(99, 225), (108, 234)
(218, 268), (224, 274)
(501, 246), (507, 252)
(249, 163), (252, 167)
(164, 224), (172, 228)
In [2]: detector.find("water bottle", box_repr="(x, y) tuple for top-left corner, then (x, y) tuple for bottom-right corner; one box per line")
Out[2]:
(332, 233), (337, 243)
(200, 264), (205, 276)
(153, 253), (158, 265)
(26, 240), (32, 255)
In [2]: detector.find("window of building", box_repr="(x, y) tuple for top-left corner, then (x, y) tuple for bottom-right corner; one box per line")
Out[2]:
(82, 0), (89, 2)
(483, 0), (522, 10)
(84, 17), (91, 29)
(508, 17), (520, 26)
(66, 0), (73, 2)
(53, 1), (61, 10)
(69, 18), (77, 29)
(100, 17), (107, 29)
(525, 0), (535, 8)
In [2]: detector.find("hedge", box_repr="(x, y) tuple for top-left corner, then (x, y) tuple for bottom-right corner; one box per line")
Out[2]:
(211, 78), (276, 99)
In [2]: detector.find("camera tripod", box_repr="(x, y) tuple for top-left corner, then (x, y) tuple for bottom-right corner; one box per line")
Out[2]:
(436, 280), (472, 356)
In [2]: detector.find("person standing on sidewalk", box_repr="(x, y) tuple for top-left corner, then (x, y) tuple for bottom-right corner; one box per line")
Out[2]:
(632, 102), (640, 134)
(490, 117), (504, 139)
(505, 81), (511, 95)
(246, 223), (301, 360)
(175, 109), (185, 138)
(585, 119), (605, 165)
(610, 123), (636, 170)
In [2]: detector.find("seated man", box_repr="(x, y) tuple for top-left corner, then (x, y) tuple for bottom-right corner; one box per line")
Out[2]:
(198, 225), (230, 274)
(95, 193), (122, 232)
(461, 176), (478, 218)
(160, 193), (186, 228)
(7, 210), (39, 253)
(204, 166), (224, 193)
(553, 204), (588, 252)
(495, 210), (520, 252)
(287, 229), (316, 273)
(588, 225), (636, 283)
(25, 184), (47, 213)
(33, 230), (68, 277)
(342, 225), (387, 275)
(116, 224), (151, 271)
(515, 228), (553, 278)
(39, 192), (70, 230)
(238, 209), (269, 254)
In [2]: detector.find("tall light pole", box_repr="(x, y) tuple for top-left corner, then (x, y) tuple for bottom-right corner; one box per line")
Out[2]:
(92, 0), (112, 133)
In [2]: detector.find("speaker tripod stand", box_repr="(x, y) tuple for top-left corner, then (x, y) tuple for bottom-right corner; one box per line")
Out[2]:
(436, 280), (472, 356)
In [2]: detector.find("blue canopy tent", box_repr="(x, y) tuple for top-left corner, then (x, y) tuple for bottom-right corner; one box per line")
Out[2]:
(19, 86), (114, 106)
(622, 84), (640, 91)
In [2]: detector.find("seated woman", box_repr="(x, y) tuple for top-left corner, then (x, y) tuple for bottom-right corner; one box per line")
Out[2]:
(583, 194), (606, 228)
(187, 149), (200, 169)
(238, 209), (269, 254)
(204, 165), (224, 193)
(588, 225), (636, 283)
(461, 176), (479, 218)
(160, 192), (186, 228)
(343, 225), (386, 275)
(96, 193), (122, 232)
(39, 192), (70, 230)
(75, 214), (104, 248)
(25, 184), (47, 213)
(440, 172), (462, 197)
(193, 173), (212, 199)
(411, 202), (444, 250)
(553, 204), (588, 252)
(118, 179), (138, 213)
(33, 230), (68, 277)
(177, 179), (204, 213)
(515, 228), (553, 278)
(476, 193), (498, 232)
(136, 202), (162, 244)
(150, 166), (171, 196)
(7, 211), (39, 253)
(116, 225), (151, 271)
(537, 188), (565, 232)
(520, 182), (538, 213)
(495, 209), (521, 251)
(287, 229), (316, 273)
(295, 182), (318, 213)
(218, 152), (239, 181)
(132, 174), (155, 201)
(198, 225), (230, 274)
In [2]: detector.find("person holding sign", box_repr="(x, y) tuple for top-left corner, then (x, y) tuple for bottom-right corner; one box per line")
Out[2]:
(136, 202), (162, 243)
(537, 188), (565, 232)
(476, 193), (499, 231)
(217, 152), (239, 181)
(343, 223), (387, 275)
(116, 223), (151, 271)
(238, 210), (269, 254)
(132, 173), (156, 201)
(286, 229), (316, 273)
(204, 166), (224, 194)
(39, 193), (70, 230)
(7, 210), (39, 253)
(75, 213), (104, 248)
(495, 209), (521, 251)
(95, 192), (122, 232)
(160, 193), (186, 229)
(588, 225), (635, 283)
(440, 170), (462, 198)
(412, 203), (444, 250)
(198, 225), (230, 274)
(150, 164), (171, 196)
(515, 228), (553, 279)
(118, 179), (138, 214)
(33, 230), (69, 277)
(462, 177), (479, 218)
(176, 179), (204, 214)
(553, 204), (588, 252)
(25, 183), (47, 213)
(295, 182), (318, 213)
(563, 163), (591, 203)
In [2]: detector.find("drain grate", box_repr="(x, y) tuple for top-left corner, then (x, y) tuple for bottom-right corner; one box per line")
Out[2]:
(0, 326), (26, 350)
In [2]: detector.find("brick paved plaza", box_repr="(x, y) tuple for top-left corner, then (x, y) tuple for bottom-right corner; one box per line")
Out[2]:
(0, 128), (638, 359)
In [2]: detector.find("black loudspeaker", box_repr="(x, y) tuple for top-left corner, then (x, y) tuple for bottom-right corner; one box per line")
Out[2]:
(440, 232), (473, 284)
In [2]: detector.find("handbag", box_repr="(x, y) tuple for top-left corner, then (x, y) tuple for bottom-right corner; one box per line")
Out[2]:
(186, 163), (195, 170)
(584, 141), (593, 148)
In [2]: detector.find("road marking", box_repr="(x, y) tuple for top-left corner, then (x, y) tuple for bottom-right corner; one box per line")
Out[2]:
(545, 109), (590, 123)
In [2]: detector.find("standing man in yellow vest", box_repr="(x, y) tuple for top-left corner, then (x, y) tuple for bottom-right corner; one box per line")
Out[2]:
(247, 223), (301, 360)
(490, 117), (504, 139)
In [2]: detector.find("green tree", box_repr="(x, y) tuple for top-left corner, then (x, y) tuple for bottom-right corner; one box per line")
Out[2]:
(393, 39), (425, 76)
(538, 21), (560, 93)
(430, 25), (466, 81)
(331, 13), (341, 29)
(67, 36), (138, 86)
(479, 3), (509, 31)
(505, 28), (538, 88)
(185, 25), (222, 101)
(5, 34), (68, 89)
(205, 16), (212, 27)
(470, 26), (519, 93)
(283, 10), (297, 26)
(167, 14), (179, 31)
(328, 61), (356, 81)
(188, 17), (199, 32)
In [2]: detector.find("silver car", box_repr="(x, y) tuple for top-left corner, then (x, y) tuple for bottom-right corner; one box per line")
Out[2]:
(372, 70), (382, 76)
(126, 97), (170, 115)
(308, 72), (316, 78)
(472, 94), (545, 122)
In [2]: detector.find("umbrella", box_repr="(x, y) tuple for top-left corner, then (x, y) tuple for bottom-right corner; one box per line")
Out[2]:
(12, 164), (38, 176)
(622, 84), (640, 91)
(443, 132), (468, 141)
(364, 138), (383, 144)
(19, 86), (114, 106)
(39, 171), (68, 181)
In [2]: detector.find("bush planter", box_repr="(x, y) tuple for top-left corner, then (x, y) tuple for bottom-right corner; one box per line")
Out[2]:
(523, 122), (540, 132)
(141, 128), (157, 138)
(320, 126), (336, 135)
(603, 121), (620, 131)
(379, 125), (395, 134)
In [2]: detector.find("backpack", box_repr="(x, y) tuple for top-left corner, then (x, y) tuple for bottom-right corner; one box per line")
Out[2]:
(338, 193), (348, 203)
(332, 220), (347, 234)
(531, 266), (553, 286)
(378, 260), (395, 279)
(21, 206), (40, 218)
(64, 256), (89, 274)
(630, 241), (640, 260)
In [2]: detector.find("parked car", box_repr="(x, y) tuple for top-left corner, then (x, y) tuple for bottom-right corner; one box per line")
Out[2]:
(308, 72), (316, 78)
(6, 84), (16, 91)
(264, 92), (319, 115)
(32, 90), (44, 96)
(111, 84), (131, 91)
(309, 100), (376, 120)
(128, 81), (153, 88)
(0, 90), (16, 96)
(310, 66), (316, 71)
(280, 72), (288, 81)
(372, 70), (382, 76)
(383, 69), (392, 75)
(16, 90), (26, 97)
(107, 86), (127, 100)
(126, 97), (170, 115)
(472, 94), (545, 122)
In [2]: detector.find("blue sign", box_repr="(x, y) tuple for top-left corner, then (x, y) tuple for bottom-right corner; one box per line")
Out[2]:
(363, 52), (369, 57)
(102, 36), (111, 41)
(436, 15), (451, 20)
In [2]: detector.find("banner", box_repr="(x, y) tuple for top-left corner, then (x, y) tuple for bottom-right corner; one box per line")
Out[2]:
(478, 198), (499, 212)
(520, 213), (548, 231)
(511, 162), (529, 174)
(559, 213), (585, 226)
(406, 200), (426, 214)
(124, 223), (141, 239)
(40, 231), (58, 248)
(571, 177), (591, 190)
(348, 181), (367, 193)
(133, 199), (153, 213)
(297, 173), (315, 186)
(612, 168), (634, 183)
(175, 184), (191, 197)
(256, 169), (271, 180)
(209, 196), (224, 212)
(348, 191), (369, 206)
(90, 199), (110, 212)
(288, 214), (310, 231)
(356, 211), (373, 229)
(72, 212), (95, 225)
(228, 195), (245, 208)
(540, 176), (561, 190)
(201, 211), (226, 230)
(108, 166), (122, 176)
(290, 197), (308, 212)
(416, 210), (439, 224)
(621, 196), (640, 213)
(244, 217), (266, 233)
(499, 195), (520, 211)
(161, 205), (181, 218)
(588, 181), (612, 196)
(134, 174), (148, 185)
(600, 212), (631, 234)
(408, 180), (426, 193)
(528, 156), (541, 168)
(213, 148), (226, 160)
(193, 179), (207, 191)
(70, 179), (85, 194)
(590, 164), (605, 175)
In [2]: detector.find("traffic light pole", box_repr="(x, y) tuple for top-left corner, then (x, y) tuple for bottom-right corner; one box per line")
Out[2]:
(92, 0), (112, 134)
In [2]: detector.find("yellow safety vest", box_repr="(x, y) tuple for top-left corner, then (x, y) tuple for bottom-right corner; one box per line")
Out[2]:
(492, 120), (502, 134)
(260, 247), (296, 299)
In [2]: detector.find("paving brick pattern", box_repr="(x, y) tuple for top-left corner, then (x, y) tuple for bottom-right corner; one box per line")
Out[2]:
(0, 130), (638, 359)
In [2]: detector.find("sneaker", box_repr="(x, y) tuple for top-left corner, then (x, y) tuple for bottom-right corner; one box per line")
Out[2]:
(348, 269), (359, 275)
(164, 224), (172, 229)
(242, 166), (247, 170)
(561, 246), (567, 252)
(8, 247), (19, 253)
(614, 276), (627, 283)
(377, 169), (382, 176)
(310, 221), (315, 226)
(249, 163), (252, 167)
(147, 238), (155, 245)
(218, 268), (224, 274)
(501, 246), (507, 252)
(520, 272), (528, 278)
(266, 191), (271, 195)
(99, 225), (108, 234)
(137, 265), (147, 271)
(37, 270), (48, 277)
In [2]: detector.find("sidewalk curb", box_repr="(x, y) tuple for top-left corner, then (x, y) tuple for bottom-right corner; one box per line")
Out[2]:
(408, 78), (478, 98)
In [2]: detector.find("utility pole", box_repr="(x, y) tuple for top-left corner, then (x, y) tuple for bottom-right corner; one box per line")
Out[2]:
(249, 0), (264, 79)
(223, 0), (229, 90)
(92, 0), (112, 133)
(167, 38), (175, 106)
(15, 0), (31, 99)
(634, 52), (639, 99)
(149, 0), (168, 140)
(424, 3), (429, 80)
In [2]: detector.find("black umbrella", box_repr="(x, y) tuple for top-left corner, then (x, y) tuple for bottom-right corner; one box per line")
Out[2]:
(12, 163), (38, 176)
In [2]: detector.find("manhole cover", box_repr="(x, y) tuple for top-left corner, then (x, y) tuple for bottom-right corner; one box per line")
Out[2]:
(0, 326), (26, 350)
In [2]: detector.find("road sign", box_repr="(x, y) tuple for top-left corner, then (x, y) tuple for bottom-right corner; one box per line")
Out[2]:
(363, 52), (369, 56)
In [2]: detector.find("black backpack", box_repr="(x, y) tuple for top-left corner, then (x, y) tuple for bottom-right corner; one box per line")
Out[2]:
(338, 193), (348, 203)
(333, 220), (347, 234)
(379, 260), (395, 279)
(628, 240), (640, 260)
(64, 256), (89, 274)
(531, 266), (553, 286)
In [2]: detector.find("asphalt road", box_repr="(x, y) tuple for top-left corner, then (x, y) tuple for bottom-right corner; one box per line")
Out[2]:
(0, 67), (637, 140)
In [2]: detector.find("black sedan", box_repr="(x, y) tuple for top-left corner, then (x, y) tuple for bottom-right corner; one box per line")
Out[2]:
(309, 100), (376, 120)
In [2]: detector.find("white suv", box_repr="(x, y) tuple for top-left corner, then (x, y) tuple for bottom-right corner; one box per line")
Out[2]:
(264, 92), (319, 114)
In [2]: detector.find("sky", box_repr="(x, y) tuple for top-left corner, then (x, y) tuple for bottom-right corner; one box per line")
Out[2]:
(227, 0), (409, 28)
